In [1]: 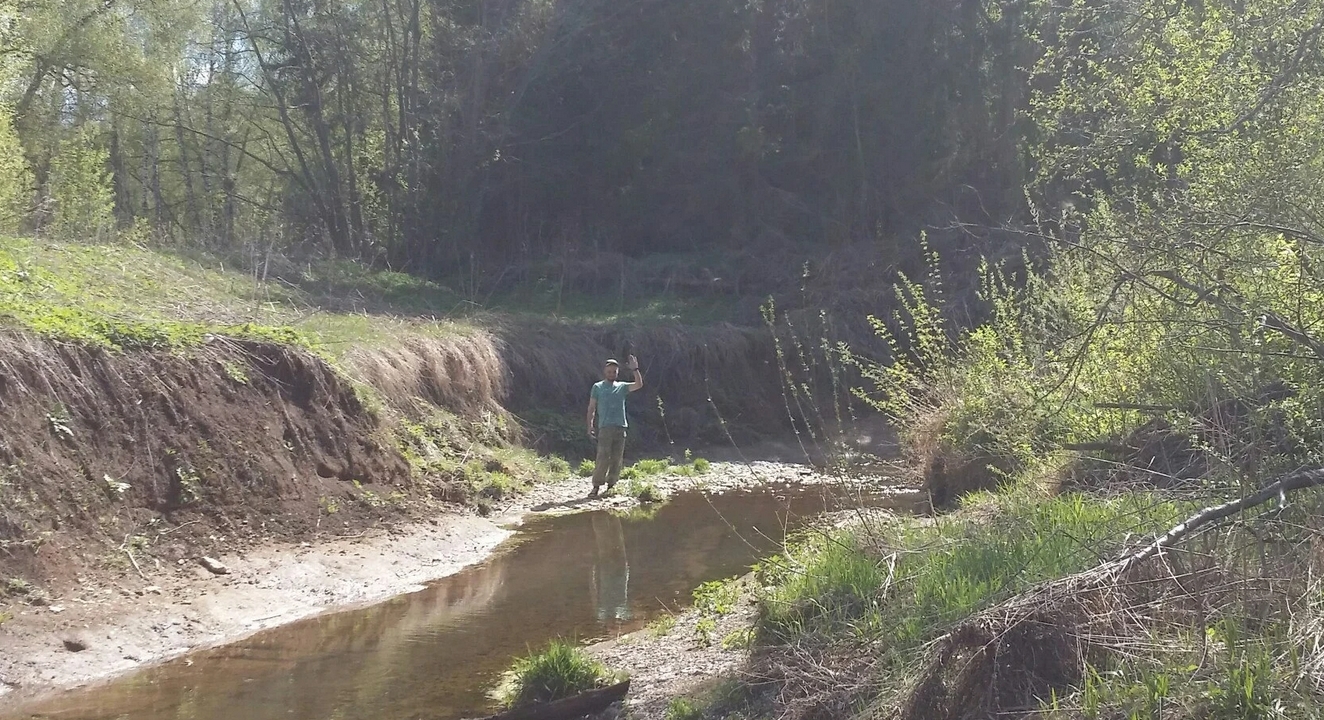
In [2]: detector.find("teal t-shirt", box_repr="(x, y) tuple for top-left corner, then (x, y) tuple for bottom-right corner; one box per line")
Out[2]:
(592, 381), (630, 428)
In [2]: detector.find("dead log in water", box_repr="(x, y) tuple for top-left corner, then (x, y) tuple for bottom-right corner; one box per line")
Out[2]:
(481, 680), (631, 720)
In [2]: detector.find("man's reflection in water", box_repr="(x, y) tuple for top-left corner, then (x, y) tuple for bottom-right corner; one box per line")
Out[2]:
(590, 513), (630, 622)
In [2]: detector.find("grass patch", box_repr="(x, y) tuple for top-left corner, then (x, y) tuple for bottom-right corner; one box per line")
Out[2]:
(1047, 616), (1292, 720)
(620, 457), (670, 480)
(665, 697), (705, 720)
(755, 488), (1186, 649)
(495, 640), (616, 708)
(394, 408), (568, 505)
(0, 236), (483, 351)
(647, 613), (677, 638)
(0, 237), (734, 355)
(577, 459), (596, 477)
(623, 477), (664, 503)
(620, 456), (710, 480)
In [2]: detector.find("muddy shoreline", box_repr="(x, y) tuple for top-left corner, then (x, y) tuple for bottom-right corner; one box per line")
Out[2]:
(1, 461), (913, 714)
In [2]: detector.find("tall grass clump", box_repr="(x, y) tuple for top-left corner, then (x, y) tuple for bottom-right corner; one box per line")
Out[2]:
(756, 488), (1186, 653)
(495, 640), (614, 708)
(624, 477), (663, 503)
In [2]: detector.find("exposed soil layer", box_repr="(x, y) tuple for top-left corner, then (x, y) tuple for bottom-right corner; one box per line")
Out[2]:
(0, 334), (411, 590)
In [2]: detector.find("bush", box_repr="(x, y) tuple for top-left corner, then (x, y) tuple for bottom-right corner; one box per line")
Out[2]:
(633, 458), (671, 476)
(693, 457), (710, 473)
(496, 640), (613, 708)
(576, 459), (595, 477)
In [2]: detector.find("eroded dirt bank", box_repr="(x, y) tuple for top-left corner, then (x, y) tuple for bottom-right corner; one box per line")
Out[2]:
(0, 316), (884, 713)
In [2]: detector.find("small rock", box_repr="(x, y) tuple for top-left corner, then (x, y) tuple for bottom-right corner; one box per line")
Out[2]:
(48, 605), (64, 614)
(62, 638), (88, 653)
(143, 585), (162, 595)
(198, 557), (229, 575)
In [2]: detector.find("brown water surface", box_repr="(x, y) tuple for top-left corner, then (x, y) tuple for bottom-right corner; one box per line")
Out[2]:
(7, 486), (907, 720)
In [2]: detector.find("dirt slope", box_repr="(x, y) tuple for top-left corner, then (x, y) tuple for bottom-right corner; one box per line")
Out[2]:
(0, 334), (410, 587)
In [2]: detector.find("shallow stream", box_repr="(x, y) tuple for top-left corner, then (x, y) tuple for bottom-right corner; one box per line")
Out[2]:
(9, 486), (910, 720)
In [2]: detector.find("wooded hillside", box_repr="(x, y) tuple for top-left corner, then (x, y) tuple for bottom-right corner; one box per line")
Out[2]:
(1, 0), (1028, 276)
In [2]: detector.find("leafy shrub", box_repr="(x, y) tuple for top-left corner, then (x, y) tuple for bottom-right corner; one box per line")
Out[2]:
(0, 109), (31, 233)
(48, 126), (114, 242)
(577, 459), (595, 477)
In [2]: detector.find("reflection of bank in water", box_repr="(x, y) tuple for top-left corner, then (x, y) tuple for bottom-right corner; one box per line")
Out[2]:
(590, 513), (630, 622)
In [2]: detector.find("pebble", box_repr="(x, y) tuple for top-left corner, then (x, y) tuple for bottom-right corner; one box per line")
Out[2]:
(199, 557), (230, 575)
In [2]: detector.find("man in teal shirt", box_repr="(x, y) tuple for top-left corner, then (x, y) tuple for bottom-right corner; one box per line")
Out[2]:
(586, 354), (644, 497)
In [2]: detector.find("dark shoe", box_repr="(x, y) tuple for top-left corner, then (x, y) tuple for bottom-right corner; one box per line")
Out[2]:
(588, 486), (600, 498)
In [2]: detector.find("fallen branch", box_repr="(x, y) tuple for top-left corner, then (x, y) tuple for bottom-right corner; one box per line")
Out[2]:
(124, 549), (146, 579)
(1118, 466), (1324, 573)
(1062, 442), (1130, 453)
(1092, 402), (1178, 412)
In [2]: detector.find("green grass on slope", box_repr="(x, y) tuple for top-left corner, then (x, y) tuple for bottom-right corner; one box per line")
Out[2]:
(0, 237), (474, 350)
(0, 237), (738, 351)
(757, 488), (1189, 652)
(301, 257), (739, 325)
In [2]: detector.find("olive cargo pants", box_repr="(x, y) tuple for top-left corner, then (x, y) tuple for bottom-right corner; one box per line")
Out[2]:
(591, 426), (627, 489)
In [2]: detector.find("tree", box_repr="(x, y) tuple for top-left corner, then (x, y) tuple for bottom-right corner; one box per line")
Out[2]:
(0, 108), (33, 233)
(48, 126), (115, 241)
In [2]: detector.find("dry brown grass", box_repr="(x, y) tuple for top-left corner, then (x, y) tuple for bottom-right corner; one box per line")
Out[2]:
(899, 404), (1013, 510)
(345, 330), (509, 420)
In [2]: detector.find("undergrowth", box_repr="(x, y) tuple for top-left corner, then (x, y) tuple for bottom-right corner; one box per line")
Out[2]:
(738, 238), (1324, 718)
(757, 488), (1185, 646)
(394, 408), (571, 507)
